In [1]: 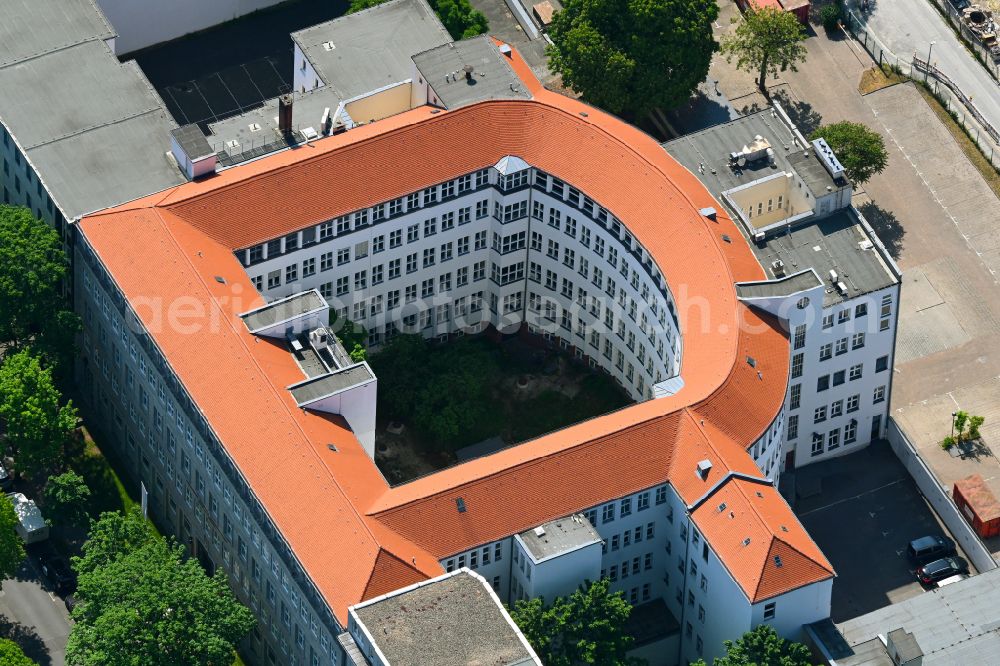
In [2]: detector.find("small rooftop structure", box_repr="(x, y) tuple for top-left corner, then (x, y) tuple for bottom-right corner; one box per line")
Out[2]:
(345, 569), (542, 666)
(810, 566), (1000, 665)
(413, 36), (531, 109)
(747, 209), (897, 306)
(289, 365), (375, 406)
(953, 474), (1000, 538)
(518, 513), (602, 563)
(292, 0), (451, 99)
(0, 0), (184, 220)
(736, 270), (822, 300)
(239, 291), (328, 335)
(532, 1), (556, 26)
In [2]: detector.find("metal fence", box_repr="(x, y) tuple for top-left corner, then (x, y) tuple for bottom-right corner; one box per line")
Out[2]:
(844, 8), (1000, 172)
(887, 418), (998, 574)
(843, 8), (913, 76)
(926, 0), (1000, 80)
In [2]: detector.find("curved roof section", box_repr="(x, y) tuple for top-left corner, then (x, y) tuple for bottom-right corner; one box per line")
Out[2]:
(78, 45), (827, 621)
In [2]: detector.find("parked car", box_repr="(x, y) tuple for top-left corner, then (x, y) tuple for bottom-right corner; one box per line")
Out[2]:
(38, 555), (76, 594)
(906, 535), (956, 566)
(64, 594), (78, 613)
(916, 557), (969, 585)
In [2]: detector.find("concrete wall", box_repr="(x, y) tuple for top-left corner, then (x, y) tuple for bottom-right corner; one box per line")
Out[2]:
(293, 42), (325, 93)
(344, 83), (413, 125)
(750, 578), (833, 643)
(887, 419), (998, 574)
(96, 0), (287, 54)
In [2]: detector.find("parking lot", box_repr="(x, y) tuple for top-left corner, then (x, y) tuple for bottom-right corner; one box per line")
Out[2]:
(788, 441), (973, 622)
(128, 0), (348, 128)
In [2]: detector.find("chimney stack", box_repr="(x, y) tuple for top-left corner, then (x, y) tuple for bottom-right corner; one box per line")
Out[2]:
(279, 94), (294, 135)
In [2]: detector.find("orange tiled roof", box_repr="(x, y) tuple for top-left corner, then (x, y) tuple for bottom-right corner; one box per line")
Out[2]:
(78, 44), (830, 622)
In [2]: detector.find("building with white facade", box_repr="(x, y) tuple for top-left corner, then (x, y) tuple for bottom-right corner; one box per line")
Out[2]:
(73, 39), (848, 666)
(665, 107), (901, 471)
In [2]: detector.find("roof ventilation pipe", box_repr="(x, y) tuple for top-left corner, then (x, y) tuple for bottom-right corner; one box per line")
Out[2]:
(279, 94), (294, 136)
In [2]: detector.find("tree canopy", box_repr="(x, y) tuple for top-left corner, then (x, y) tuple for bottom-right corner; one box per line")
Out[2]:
(720, 7), (807, 93)
(547, 0), (718, 116)
(44, 469), (92, 529)
(0, 494), (26, 589)
(0, 205), (79, 373)
(0, 349), (78, 478)
(0, 638), (37, 666)
(810, 121), (889, 185)
(68, 509), (255, 666)
(347, 0), (487, 40)
(691, 625), (813, 666)
(509, 578), (642, 666)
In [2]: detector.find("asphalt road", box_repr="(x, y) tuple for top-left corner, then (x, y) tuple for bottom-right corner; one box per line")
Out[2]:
(0, 559), (71, 666)
(854, 0), (1000, 134)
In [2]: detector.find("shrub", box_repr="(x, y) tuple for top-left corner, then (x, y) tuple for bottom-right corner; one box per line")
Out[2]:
(969, 415), (985, 440)
(821, 4), (842, 31)
(941, 436), (956, 450)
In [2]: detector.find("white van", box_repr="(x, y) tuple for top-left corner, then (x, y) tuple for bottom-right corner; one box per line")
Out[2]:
(6, 492), (49, 544)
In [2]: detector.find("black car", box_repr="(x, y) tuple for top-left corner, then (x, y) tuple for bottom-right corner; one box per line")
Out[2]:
(906, 535), (956, 566)
(38, 554), (76, 594)
(916, 556), (969, 585)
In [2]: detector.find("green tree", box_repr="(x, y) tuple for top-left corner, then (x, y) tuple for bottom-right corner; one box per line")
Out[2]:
(510, 578), (641, 665)
(0, 349), (78, 478)
(0, 205), (80, 372)
(68, 509), (255, 666)
(0, 638), (37, 666)
(810, 122), (889, 185)
(691, 625), (813, 666)
(0, 495), (26, 590)
(720, 7), (807, 93)
(547, 0), (718, 116)
(348, 0), (487, 40)
(44, 469), (92, 528)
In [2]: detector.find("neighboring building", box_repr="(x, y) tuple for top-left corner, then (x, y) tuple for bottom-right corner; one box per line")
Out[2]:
(339, 569), (542, 666)
(664, 106), (901, 471)
(74, 42), (839, 666)
(291, 0), (451, 97)
(735, 0), (810, 25)
(94, 0), (287, 55)
(0, 0), (184, 237)
(808, 566), (1000, 664)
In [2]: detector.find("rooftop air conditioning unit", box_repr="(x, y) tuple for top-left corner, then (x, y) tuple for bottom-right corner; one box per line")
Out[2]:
(771, 260), (785, 277)
(534, 526), (546, 537)
(836, 281), (849, 295)
(829, 269), (838, 283)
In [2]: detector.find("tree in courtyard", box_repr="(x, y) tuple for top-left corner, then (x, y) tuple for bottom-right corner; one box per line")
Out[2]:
(720, 6), (807, 94)
(68, 509), (255, 666)
(810, 122), (889, 185)
(0, 639), (37, 666)
(0, 205), (80, 373)
(691, 625), (813, 666)
(348, 0), (487, 40)
(0, 349), (78, 478)
(43, 469), (92, 529)
(0, 494), (26, 590)
(547, 0), (718, 116)
(510, 578), (643, 666)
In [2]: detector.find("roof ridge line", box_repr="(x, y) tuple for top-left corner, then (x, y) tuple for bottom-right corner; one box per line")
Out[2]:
(24, 104), (167, 151)
(367, 408), (681, 517)
(149, 209), (385, 554)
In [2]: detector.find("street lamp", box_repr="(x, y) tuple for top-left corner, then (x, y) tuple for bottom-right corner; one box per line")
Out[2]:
(926, 41), (936, 81)
(951, 411), (957, 440)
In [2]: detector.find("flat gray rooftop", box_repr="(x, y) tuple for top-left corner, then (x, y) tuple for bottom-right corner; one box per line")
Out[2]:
(206, 86), (342, 164)
(0, 0), (114, 68)
(353, 571), (538, 666)
(663, 109), (847, 200)
(826, 567), (1000, 665)
(291, 0), (451, 99)
(736, 271), (822, 300)
(0, 0), (184, 220)
(748, 209), (897, 306)
(241, 291), (326, 333)
(413, 36), (531, 109)
(290, 365), (373, 405)
(519, 514), (601, 562)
